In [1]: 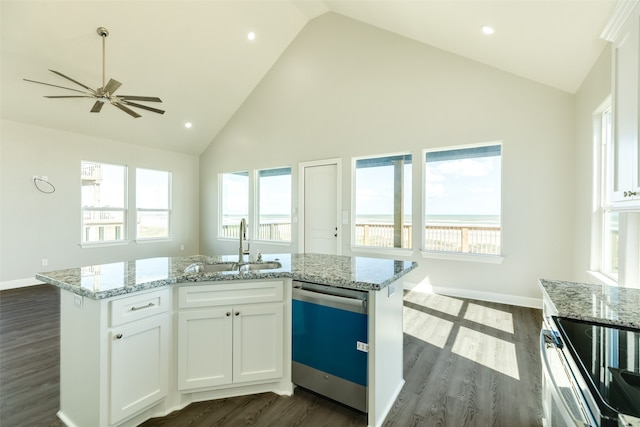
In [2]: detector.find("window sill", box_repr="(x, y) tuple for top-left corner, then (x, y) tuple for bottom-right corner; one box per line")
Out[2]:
(350, 246), (414, 257)
(80, 240), (130, 249)
(134, 237), (172, 244)
(420, 250), (504, 264)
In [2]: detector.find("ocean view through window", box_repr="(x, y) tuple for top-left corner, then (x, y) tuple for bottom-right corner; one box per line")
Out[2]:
(424, 144), (502, 255)
(353, 154), (412, 249)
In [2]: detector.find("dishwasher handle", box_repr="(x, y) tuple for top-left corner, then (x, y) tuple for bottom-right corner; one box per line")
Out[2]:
(293, 287), (367, 314)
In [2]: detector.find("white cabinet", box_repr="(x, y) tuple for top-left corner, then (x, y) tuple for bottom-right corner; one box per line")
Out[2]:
(57, 288), (171, 427)
(177, 281), (284, 391)
(109, 315), (170, 424)
(611, 2), (640, 207)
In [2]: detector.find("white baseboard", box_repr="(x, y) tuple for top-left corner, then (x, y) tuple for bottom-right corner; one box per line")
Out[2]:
(1, 278), (43, 291)
(404, 281), (542, 309)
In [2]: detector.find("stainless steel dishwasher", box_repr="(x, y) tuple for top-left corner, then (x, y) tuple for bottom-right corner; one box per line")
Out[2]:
(292, 281), (369, 412)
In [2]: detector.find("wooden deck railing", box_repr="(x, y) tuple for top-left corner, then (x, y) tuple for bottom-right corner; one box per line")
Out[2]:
(220, 222), (501, 255)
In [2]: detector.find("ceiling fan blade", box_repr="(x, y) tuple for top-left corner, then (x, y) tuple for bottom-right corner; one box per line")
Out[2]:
(103, 78), (122, 95)
(112, 101), (141, 118)
(44, 95), (94, 98)
(90, 100), (105, 113)
(48, 69), (97, 94)
(24, 79), (90, 94)
(120, 100), (165, 115)
(118, 95), (162, 102)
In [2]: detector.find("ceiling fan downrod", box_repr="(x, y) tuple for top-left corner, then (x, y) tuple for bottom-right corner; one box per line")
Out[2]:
(97, 27), (109, 95)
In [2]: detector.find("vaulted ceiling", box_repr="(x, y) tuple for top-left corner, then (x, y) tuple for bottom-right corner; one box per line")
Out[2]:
(1, 1), (618, 155)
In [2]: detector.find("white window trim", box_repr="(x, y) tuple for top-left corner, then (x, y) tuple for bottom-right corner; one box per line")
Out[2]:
(255, 166), (292, 243)
(422, 141), (503, 259)
(135, 168), (172, 241)
(80, 161), (128, 246)
(351, 151), (413, 250)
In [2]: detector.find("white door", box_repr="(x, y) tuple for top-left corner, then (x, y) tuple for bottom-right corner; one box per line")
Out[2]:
(301, 161), (340, 254)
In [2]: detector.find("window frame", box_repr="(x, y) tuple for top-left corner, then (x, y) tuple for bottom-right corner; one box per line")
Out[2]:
(421, 142), (504, 264)
(590, 100), (619, 285)
(80, 160), (128, 247)
(255, 167), (292, 243)
(218, 170), (250, 239)
(135, 167), (172, 242)
(350, 152), (413, 256)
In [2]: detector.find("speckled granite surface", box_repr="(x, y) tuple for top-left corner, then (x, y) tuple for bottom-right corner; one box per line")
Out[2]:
(36, 253), (417, 300)
(540, 279), (640, 329)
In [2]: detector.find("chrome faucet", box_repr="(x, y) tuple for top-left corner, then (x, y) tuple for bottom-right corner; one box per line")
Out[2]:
(239, 218), (250, 263)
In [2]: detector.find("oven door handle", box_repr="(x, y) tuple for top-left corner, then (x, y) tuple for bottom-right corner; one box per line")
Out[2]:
(540, 330), (591, 427)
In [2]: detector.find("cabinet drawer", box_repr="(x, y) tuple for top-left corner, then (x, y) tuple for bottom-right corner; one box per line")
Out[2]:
(110, 288), (170, 327)
(179, 280), (284, 309)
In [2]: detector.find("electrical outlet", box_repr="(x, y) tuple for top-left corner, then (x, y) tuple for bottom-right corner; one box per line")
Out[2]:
(41, 258), (48, 267)
(180, 245), (184, 251)
(356, 341), (369, 352)
(74, 295), (83, 308)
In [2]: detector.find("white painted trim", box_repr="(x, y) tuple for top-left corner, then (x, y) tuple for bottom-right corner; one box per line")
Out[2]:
(404, 280), (542, 309)
(298, 158), (342, 255)
(601, 0), (640, 42)
(1, 277), (43, 291)
(420, 250), (504, 264)
(350, 246), (414, 258)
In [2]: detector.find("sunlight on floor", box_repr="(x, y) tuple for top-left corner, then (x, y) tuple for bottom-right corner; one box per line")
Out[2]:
(451, 326), (520, 380)
(404, 306), (454, 348)
(464, 302), (514, 334)
(404, 287), (464, 317)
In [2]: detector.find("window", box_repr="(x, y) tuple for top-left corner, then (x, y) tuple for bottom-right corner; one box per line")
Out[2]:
(81, 161), (126, 243)
(220, 171), (249, 238)
(136, 168), (171, 239)
(353, 154), (412, 248)
(599, 107), (618, 279)
(424, 144), (502, 255)
(257, 167), (292, 241)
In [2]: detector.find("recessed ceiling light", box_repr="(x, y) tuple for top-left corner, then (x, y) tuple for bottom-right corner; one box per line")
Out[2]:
(481, 25), (495, 35)
(247, 32), (256, 41)
(184, 122), (192, 129)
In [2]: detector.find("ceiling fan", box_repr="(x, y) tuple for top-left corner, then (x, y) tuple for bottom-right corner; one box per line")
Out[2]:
(24, 27), (164, 118)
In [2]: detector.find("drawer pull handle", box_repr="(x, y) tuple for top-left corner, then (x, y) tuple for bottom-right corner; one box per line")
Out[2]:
(130, 302), (155, 311)
(624, 190), (638, 197)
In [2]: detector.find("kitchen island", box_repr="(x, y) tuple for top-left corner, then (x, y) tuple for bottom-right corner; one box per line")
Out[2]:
(37, 253), (417, 427)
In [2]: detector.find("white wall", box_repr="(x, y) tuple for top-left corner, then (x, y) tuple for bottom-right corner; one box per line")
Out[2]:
(200, 13), (577, 306)
(0, 119), (200, 289)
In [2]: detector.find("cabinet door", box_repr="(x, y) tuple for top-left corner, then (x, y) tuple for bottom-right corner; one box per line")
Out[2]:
(612, 8), (640, 205)
(109, 315), (169, 425)
(177, 308), (233, 390)
(232, 303), (284, 383)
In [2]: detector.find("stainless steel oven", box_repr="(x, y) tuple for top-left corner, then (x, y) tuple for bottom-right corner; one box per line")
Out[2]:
(541, 315), (640, 427)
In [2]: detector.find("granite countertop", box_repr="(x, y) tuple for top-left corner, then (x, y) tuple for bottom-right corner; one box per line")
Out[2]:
(539, 278), (640, 329)
(36, 253), (418, 300)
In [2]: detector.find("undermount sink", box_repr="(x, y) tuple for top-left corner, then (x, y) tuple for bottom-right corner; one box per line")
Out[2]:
(184, 261), (282, 274)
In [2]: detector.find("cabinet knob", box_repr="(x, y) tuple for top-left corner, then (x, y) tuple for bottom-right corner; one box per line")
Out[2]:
(115, 333), (123, 340)
(235, 311), (240, 316)
(226, 312), (231, 317)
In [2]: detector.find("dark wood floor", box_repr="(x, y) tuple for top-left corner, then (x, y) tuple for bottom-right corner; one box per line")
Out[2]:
(0, 284), (543, 427)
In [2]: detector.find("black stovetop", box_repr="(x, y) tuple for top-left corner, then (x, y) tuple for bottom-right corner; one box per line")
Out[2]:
(556, 317), (640, 421)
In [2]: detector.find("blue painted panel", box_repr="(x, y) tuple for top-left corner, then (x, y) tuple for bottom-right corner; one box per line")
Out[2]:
(292, 299), (368, 386)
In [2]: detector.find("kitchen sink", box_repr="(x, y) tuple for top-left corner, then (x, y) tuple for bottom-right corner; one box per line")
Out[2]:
(184, 261), (282, 274)
(238, 261), (282, 271)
